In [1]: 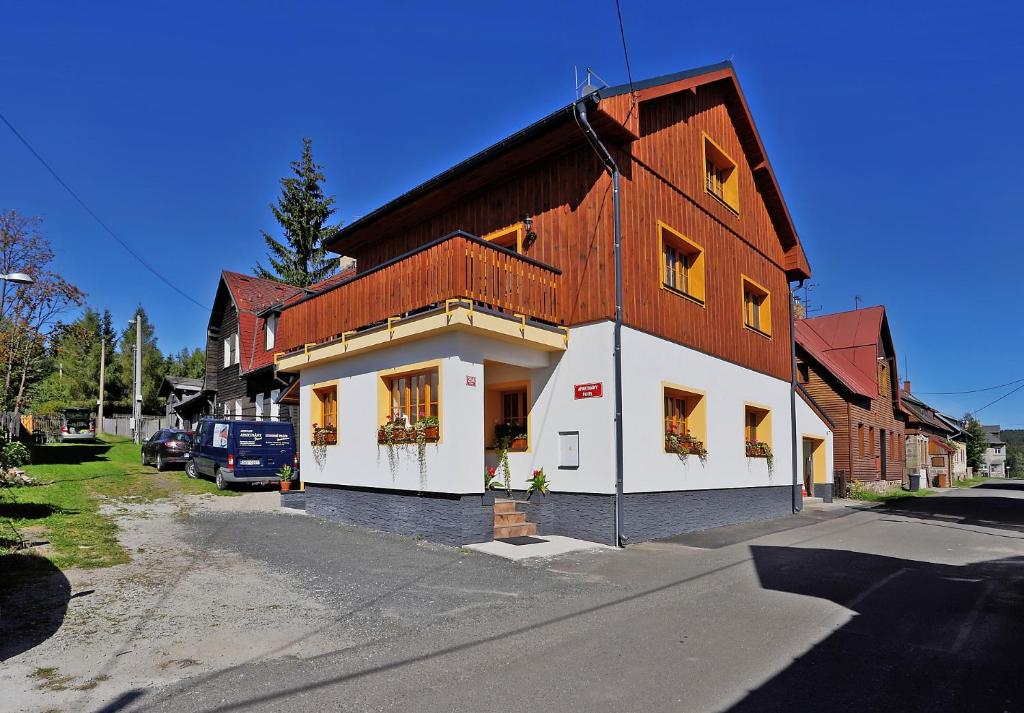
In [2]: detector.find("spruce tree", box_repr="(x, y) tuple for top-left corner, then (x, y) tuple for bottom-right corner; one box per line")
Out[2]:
(963, 414), (989, 472)
(255, 137), (341, 287)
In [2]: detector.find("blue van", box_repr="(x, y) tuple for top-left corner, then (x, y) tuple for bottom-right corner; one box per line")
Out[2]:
(186, 418), (297, 490)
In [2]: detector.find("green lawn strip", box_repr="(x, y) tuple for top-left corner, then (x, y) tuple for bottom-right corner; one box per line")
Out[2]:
(1, 435), (236, 570)
(849, 487), (937, 504)
(952, 476), (995, 488)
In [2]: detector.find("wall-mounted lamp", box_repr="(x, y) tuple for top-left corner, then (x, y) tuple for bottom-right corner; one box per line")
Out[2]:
(522, 215), (538, 250)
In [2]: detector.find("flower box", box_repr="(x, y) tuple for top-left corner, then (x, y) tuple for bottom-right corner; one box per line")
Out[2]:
(312, 429), (337, 446)
(510, 436), (527, 451)
(377, 426), (439, 445)
(745, 442), (770, 458)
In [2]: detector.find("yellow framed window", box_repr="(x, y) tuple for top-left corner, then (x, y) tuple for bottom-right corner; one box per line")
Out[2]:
(744, 404), (772, 450)
(483, 223), (525, 254)
(312, 385), (338, 444)
(742, 276), (772, 336)
(388, 368), (439, 425)
(659, 222), (705, 303)
(662, 384), (707, 450)
(702, 134), (740, 212)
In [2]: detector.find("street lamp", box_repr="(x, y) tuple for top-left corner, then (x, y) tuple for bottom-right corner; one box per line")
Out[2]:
(0, 272), (34, 285)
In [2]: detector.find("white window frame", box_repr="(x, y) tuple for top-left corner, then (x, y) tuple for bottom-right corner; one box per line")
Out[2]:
(255, 392), (264, 420)
(265, 314), (277, 350)
(234, 399), (242, 419)
(270, 389), (280, 420)
(223, 338), (231, 368)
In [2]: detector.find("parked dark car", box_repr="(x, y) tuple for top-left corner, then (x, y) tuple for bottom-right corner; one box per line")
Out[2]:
(141, 429), (194, 471)
(185, 418), (296, 490)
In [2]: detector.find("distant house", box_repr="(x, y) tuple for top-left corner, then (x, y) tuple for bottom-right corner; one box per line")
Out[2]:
(899, 382), (958, 486)
(200, 268), (356, 424)
(935, 412), (969, 481)
(157, 376), (204, 429)
(795, 306), (906, 491)
(981, 425), (1007, 477)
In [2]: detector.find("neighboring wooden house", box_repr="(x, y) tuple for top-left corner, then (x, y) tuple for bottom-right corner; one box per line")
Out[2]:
(157, 376), (204, 429)
(795, 306), (905, 492)
(899, 382), (958, 487)
(202, 269), (357, 425)
(271, 61), (831, 546)
(936, 412), (969, 480)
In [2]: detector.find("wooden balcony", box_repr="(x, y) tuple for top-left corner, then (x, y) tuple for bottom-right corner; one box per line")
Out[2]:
(276, 231), (562, 353)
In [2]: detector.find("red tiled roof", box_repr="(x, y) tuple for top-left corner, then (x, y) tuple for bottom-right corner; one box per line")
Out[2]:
(277, 265), (357, 309)
(222, 272), (303, 375)
(929, 435), (955, 453)
(795, 306), (887, 399)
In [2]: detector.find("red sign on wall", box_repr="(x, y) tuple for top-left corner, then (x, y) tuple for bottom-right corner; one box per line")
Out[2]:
(466, 375), (477, 387)
(574, 382), (603, 399)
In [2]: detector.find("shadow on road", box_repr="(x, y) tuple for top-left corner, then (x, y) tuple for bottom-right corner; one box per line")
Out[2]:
(880, 492), (1024, 535)
(726, 546), (1024, 713)
(0, 553), (71, 660)
(976, 480), (1024, 492)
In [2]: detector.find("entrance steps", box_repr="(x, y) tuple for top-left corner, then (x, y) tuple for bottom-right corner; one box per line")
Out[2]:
(493, 499), (538, 539)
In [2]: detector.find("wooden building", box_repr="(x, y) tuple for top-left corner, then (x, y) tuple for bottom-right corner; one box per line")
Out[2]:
(795, 306), (906, 491)
(272, 61), (830, 545)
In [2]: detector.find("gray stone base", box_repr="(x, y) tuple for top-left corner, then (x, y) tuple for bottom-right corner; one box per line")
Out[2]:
(305, 484), (492, 546)
(813, 482), (834, 503)
(306, 484), (796, 547)
(623, 485), (794, 542)
(280, 490), (306, 510)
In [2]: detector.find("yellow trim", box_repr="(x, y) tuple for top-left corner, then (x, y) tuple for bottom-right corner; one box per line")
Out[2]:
(701, 132), (740, 213)
(387, 316), (401, 337)
(274, 352), (285, 365)
(743, 402), (773, 448)
(740, 274), (772, 337)
(278, 305), (565, 372)
(657, 221), (706, 305)
(483, 223), (525, 254)
(661, 381), (708, 447)
(801, 434), (828, 484)
(376, 359), (444, 444)
(308, 379), (340, 446)
(484, 378), (532, 452)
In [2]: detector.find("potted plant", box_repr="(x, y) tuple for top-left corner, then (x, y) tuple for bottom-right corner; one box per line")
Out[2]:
(665, 429), (708, 466)
(525, 467), (549, 499)
(277, 464), (294, 492)
(745, 441), (774, 474)
(482, 466), (503, 504)
(416, 415), (440, 442)
(494, 422), (527, 452)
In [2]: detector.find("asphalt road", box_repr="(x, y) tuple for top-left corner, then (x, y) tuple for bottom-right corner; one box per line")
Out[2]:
(118, 482), (1024, 713)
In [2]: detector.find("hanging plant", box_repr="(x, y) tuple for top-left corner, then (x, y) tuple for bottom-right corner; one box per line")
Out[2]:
(665, 430), (708, 467)
(378, 415), (406, 480)
(745, 441), (774, 474)
(311, 422), (335, 468)
(493, 427), (513, 497)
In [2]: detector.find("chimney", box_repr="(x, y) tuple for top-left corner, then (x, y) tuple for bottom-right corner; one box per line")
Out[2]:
(338, 256), (356, 273)
(903, 380), (911, 394)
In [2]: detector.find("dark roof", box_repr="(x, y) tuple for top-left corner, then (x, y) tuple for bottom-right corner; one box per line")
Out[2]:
(984, 427), (1005, 445)
(158, 376), (204, 398)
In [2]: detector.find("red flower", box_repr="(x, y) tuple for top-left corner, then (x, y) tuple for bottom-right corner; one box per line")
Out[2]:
(488, 466), (496, 476)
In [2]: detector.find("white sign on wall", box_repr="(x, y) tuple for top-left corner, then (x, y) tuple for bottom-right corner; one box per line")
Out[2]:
(558, 431), (580, 470)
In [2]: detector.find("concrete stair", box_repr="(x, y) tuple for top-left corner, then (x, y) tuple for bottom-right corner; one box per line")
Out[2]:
(493, 499), (538, 539)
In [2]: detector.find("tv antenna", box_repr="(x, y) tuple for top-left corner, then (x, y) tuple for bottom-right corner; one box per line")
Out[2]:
(575, 66), (610, 100)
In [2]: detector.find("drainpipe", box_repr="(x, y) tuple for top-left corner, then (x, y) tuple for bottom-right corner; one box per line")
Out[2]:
(574, 94), (626, 547)
(789, 280), (805, 512)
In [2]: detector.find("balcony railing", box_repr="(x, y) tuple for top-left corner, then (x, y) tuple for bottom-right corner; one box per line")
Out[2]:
(277, 231), (561, 352)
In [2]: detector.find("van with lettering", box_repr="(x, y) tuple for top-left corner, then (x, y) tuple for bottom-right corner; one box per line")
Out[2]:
(186, 418), (297, 490)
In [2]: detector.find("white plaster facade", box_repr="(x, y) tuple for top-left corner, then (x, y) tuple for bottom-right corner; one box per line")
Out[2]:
(296, 321), (833, 498)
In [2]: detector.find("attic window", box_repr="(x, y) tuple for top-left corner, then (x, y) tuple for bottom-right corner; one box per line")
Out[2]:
(703, 134), (739, 213)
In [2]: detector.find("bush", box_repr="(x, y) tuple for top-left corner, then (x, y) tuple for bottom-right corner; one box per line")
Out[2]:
(1, 441), (31, 470)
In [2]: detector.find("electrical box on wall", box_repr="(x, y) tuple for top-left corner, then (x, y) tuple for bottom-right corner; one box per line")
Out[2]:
(558, 431), (580, 469)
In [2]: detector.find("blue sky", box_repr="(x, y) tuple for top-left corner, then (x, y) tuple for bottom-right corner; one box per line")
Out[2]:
(2, 0), (1021, 424)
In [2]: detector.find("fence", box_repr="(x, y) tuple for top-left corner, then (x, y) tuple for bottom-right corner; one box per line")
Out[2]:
(101, 415), (171, 440)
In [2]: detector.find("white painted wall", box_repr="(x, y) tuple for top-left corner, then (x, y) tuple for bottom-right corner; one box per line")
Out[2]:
(796, 395), (834, 487)
(298, 323), (617, 495)
(619, 326), (797, 493)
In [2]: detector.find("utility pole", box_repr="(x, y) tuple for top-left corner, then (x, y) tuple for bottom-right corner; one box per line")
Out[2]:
(134, 313), (142, 444)
(97, 338), (106, 436)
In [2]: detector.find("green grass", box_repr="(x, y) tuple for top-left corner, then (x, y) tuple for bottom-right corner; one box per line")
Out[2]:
(849, 487), (937, 504)
(0, 435), (236, 570)
(952, 476), (995, 488)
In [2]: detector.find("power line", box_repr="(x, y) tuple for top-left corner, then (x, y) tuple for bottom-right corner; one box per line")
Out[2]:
(613, 0), (636, 97)
(0, 110), (210, 310)
(916, 377), (1024, 395)
(972, 381), (1024, 416)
